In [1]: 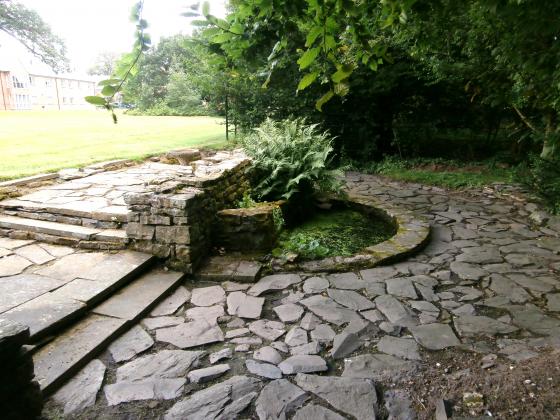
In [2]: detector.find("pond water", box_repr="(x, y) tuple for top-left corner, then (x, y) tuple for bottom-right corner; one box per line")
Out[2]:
(273, 207), (396, 260)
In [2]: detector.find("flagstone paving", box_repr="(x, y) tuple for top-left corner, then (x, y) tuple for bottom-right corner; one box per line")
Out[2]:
(4, 172), (558, 418)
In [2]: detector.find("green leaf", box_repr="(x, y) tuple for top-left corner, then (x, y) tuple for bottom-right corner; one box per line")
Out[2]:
(297, 72), (318, 91)
(85, 96), (107, 106)
(229, 22), (244, 35)
(306, 26), (323, 47)
(331, 65), (353, 83)
(101, 85), (117, 97)
(334, 81), (349, 96)
(315, 90), (334, 111)
(98, 78), (121, 86)
(297, 47), (320, 70)
(202, 1), (210, 16)
(212, 32), (234, 43)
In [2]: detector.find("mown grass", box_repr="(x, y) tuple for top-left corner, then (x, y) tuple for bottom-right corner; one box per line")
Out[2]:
(0, 110), (228, 180)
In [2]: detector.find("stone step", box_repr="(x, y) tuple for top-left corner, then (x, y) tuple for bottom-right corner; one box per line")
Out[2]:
(0, 215), (128, 248)
(33, 267), (184, 395)
(1, 251), (155, 342)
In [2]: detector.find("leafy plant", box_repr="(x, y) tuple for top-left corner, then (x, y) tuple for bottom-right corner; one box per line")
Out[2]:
(524, 156), (560, 214)
(240, 118), (342, 203)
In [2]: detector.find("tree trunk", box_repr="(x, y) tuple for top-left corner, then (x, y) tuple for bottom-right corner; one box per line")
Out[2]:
(541, 112), (557, 159)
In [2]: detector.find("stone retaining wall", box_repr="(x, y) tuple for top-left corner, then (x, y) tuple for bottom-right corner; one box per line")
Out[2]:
(0, 319), (43, 420)
(216, 202), (283, 251)
(125, 154), (252, 273)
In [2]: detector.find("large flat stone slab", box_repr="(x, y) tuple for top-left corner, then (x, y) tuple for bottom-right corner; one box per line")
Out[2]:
(108, 325), (154, 362)
(0, 273), (66, 313)
(93, 268), (183, 320)
(410, 323), (461, 350)
(0, 215), (101, 240)
(0, 254), (33, 277)
(299, 295), (363, 326)
(150, 286), (190, 316)
(454, 315), (518, 337)
(342, 354), (418, 382)
(104, 378), (186, 405)
(191, 285), (226, 307)
(374, 295), (417, 327)
(34, 314), (128, 394)
(227, 291), (264, 319)
(327, 289), (375, 311)
(248, 274), (301, 296)
(293, 404), (346, 420)
(255, 379), (307, 420)
(155, 319), (224, 348)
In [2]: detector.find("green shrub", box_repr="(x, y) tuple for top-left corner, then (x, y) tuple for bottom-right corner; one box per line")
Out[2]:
(525, 156), (560, 214)
(240, 118), (342, 203)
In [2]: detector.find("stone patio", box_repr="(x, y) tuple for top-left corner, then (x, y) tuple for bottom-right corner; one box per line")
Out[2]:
(16, 172), (556, 419)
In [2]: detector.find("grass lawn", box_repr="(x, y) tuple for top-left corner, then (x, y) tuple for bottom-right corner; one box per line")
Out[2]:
(0, 110), (228, 180)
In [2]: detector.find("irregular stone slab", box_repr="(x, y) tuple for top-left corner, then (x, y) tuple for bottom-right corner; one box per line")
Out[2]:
(408, 300), (439, 314)
(108, 325), (154, 362)
(448, 286), (483, 302)
(14, 244), (55, 265)
(50, 277), (121, 305)
(280, 291), (305, 304)
(327, 272), (366, 290)
(360, 266), (399, 282)
(310, 323), (336, 343)
(246, 359), (283, 379)
(225, 327), (249, 339)
(156, 319), (224, 348)
(343, 317), (370, 336)
(290, 340), (322, 355)
(327, 289), (375, 311)
(285, 326), (308, 347)
(547, 294), (560, 312)
(374, 295), (417, 328)
(187, 364), (230, 383)
(489, 274), (530, 303)
(386, 278), (418, 299)
(450, 262), (487, 281)
(295, 373), (377, 420)
(299, 295), (363, 326)
(186, 305), (225, 324)
(509, 306), (560, 336)
(303, 277), (329, 294)
(227, 291), (264, 319)
(331, 332), (362, 359)
(410, 323), (460, 350)
(0, 273), (66, 313)
(150, 286), (191, 316)
(191, 285), (226, 307)
(377, 336), (421, 360)
(293, 404), (346, 420)
(507, 274), (556, 295)
(456, 247), (502, 264)
(451, 304), (476, 316)
(209, 348), (233, 364)
(384, 389), (416, 420)
(34, 314), (128, 394)
(254, 346), (283, 365)
(299, 312), (320, 330)
(361, 309), (384, 323)
(454, 315), (518, 337)
(255, 379), (307, 420)
(116, 349), (205, 382)
(37, 243), (75, 258)
(165, 375), (262, 420)
(271, 341), (290, 353)
(222, 281), (251, 292)
(93, 269), (183, 321)
(0, 254), (32, 277)
(52, 359), (106, 415)
(2, 292), (86, 339)
(104, 378), (185, 405)
(274, 303), (304, 322)
(230, 336), (263, 346)
(142, 316), (184, 330)
(278, 355), (327, 374)
(249, 319), (286, 341)
(342, 354), (417, 382)
(0, 238), (34, 249)
(248, 274), (301, 296)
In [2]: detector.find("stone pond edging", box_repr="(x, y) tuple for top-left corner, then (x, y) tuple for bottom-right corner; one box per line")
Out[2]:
(273, 192), (431, 273)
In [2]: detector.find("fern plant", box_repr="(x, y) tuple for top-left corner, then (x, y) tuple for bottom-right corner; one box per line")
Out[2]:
(240, 118), (342, 204)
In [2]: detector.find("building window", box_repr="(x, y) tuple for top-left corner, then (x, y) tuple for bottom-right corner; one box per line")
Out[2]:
(12, 76), (24, 88)
(29, 76), (34, 86)
(45, 80), (52, 87)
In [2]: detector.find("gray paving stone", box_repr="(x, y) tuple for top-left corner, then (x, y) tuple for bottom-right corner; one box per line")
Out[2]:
(331, 332), (362, 359)
(14, 244), (55, 265)
(342, 353), (417, 382)
(0, 254), (32, 277)
(285, 326), (308, 347)
(93, 269), (183, 321)
(249, 319), (286, 341)
(290, 340), (322, 355)
(408, 300), (439, 314)
(166, 375), (262, 420)
(142, 316), (184, 330)
(185, 305), (225, 324)
(310, 323), (336, 343)
(187, 364), (230, 383)
(327, 272), (366, 290)
(384, 389), (416, 420)
(116, 349), (205, 382)
(377, 336), (421, 360)
(386, 278), (418, 299)
(299, 312), (320, 330)
(52, 359), (106, 415)
(209, 348), (233, 364)
(247, 273), (301, 296)
(299, 294), (363, 326)
(255, 379), (307, 420)
(34, 314), (128, 394)
(227, 291), (264, 319)
(229, 336), (263, 346)
(37, 243), (75, 257)
(374, 295), (418, 327)
(509, 306), (560, 336)
(410, 323), (460, 350)
(156, 319), (224, 348)
(489, 274), (530, 303)
(222, 280), (251, 292)
(450, 262), (488, 281)
(454, 315), (518, 337)
(293, 404), (346, 420)
(302, 276), (329, 294)
(327, 288), (375, 311)
(271, 341), (290, 354)
(547, 294), (560, 311)
(451, 303), (476, 316)
(278, 355), (327, 374)
(360, 266), (399, 282)
(225, 327), (249, 339)
(108, 325), (154, 362)
(191, 285), (226, 307)
(456, 247), (503, 264)
(507, 273), (556, 295)
(254, 346), (283, 365)
(0, 273), (66, 313)
(245, 359), (283, 379)
(0, 238), (34, 249)
(273, 303), (304, 322)
(361, 309), (384, 323)
(295, 373), (377, 420)
(104, 378), (186, 405)
(150, 286), (191, 316)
